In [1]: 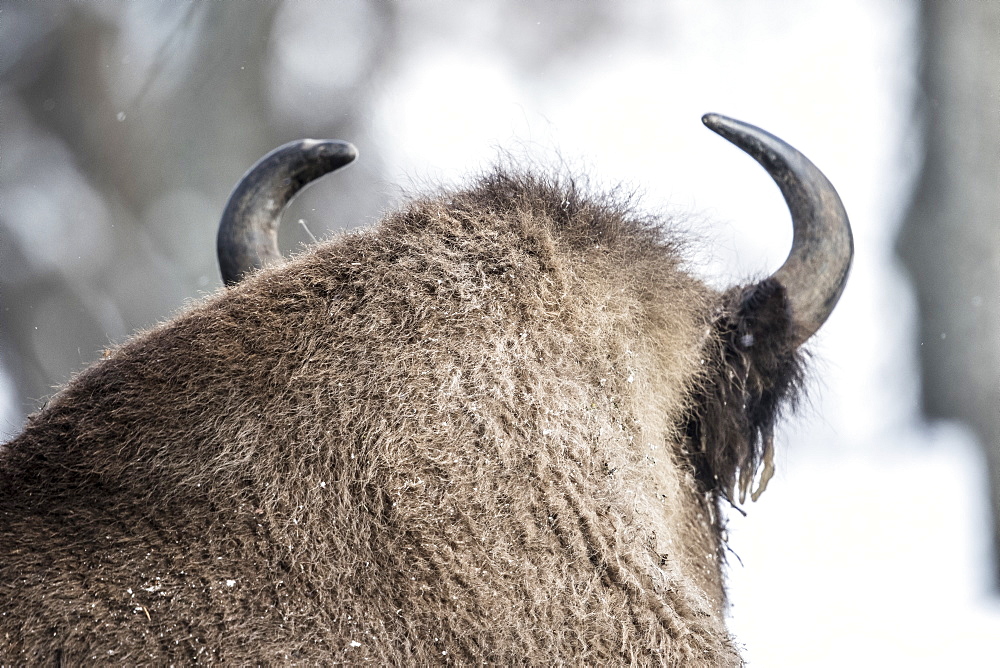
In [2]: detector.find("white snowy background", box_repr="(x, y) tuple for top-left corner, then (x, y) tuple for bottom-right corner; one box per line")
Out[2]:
(3, 0), (999, 664)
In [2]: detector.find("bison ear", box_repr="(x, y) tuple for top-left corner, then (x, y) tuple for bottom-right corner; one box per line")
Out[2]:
(716, 277), (802, 411)
(729, 278), (796, 353)
(217, 139), (358, 286)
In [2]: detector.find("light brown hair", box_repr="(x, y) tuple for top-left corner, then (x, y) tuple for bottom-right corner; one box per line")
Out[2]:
(1, 167), (808, 665)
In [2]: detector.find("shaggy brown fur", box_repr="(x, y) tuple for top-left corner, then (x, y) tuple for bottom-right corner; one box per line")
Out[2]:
(0, 169), (803, 665)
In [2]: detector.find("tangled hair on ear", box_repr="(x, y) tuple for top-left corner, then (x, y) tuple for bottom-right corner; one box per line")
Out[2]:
(685, 277), (807, 508)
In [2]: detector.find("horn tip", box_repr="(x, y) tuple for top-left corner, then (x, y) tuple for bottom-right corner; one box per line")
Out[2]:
(701, 113), (742, 138)
(304, 139), (359, 165)
(701, 112), (721, 126)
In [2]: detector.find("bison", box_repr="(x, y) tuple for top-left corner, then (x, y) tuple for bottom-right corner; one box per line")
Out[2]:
(1, 114), (851, 665)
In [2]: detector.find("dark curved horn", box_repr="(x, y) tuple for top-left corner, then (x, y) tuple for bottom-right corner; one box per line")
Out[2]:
(217, 139), (358, 286)
(702, 113), (853, 345)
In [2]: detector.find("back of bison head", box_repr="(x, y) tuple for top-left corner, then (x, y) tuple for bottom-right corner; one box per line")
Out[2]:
(0, 115), (851, 665)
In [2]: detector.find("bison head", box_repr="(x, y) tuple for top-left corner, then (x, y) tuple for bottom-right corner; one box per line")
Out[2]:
(2, 114), (850, 665)
(218, 113), (852, 508)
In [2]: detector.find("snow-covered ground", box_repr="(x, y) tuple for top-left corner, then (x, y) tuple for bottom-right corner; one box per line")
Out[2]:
(727, 425), (1000, 665)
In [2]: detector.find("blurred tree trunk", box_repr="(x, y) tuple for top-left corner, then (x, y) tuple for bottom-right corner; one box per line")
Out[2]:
(897, 1), (1000, 587)
(1, 3), (280, 422)
(1, 1), (396, 431)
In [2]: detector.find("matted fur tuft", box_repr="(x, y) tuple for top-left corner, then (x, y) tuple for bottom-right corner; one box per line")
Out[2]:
(686, 278), (806, 509)
(1, 166), (807, 666)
